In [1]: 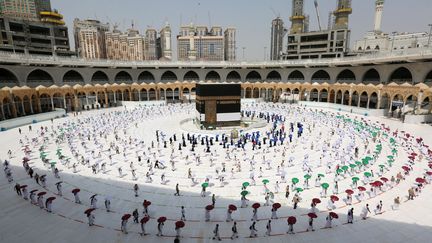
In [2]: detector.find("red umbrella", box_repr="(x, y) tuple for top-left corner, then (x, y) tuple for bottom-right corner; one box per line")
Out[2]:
(358, 186), (366, 191)
(411, 152), (418, 156)
(157, 216), (167, 223)
(329, 212), (339, 219)
(175, 220), (185, 228)
(402, 166), (410, 171)
(308, 213), (317, 218)
(287, 216), (297, 224)
(345, 189), (354, 195)
(37, 192), (46, 196)
(272, 203), (281, 209)
(72, 188), (80, 194)
(372, 181), (383, 187)
(380, 177), (388, 182)
(416, 178), (425, 184)
(140, 216), (150, 224)
(143, 200), (151, 207)
(312, 198), (321, 204)
(20, 185), (28, 189)
(228, 204), (237, 211)
(84, 208), (95, 215)
(205, 205), (214, 211)
(30, 189), (38, 194)
(23, 157), (30, 162)
(426, 172), (432, 176)
(330, 195), (339, 201)
(408, 156), (415, 161)
(47, 197), (56, 201)
(252, 203), (260, 209)
(122, 214), (131, 220)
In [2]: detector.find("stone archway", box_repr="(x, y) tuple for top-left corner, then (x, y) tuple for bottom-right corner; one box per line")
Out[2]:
(351, 91), (359, 107)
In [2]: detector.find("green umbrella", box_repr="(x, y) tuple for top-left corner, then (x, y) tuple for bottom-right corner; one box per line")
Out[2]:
(336, 169), (343, 174)
(242, 182), (250, 188)
(342, 166), (349, 171)
(262, 179), (269, 185)
(202, 182), (209, 188)
(291, 178), (299, 184)
(355, 161), (362, 166)
(364, 172), (372, 177)
(349, 164), (356, 169)
(372, 132), (377, 137)
(241, 190), (249, 196)
(352, 177), (360, 182)
(364, 156), (373, 161)
(304, 174), (311, 180)
(378, 164), (386, 168)
(362, 160), (369, 166)
(321, 183), (329, 189)
(387, 155), (394, 159)
(391, 148), (397, 154)
(296, 188), (303, 193)
(390, 138), (395, 143)
(318, 174), (325, 178)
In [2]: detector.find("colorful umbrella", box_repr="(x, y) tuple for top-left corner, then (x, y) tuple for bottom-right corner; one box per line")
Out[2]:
(202, 182), (209, 188)
(157, 216), (167, 223)
(342, 166), (349, 171)
(287, 216), (297, 224)
(47, 196), (56, 201)
(122, 214), (131, 220)
(380, 177), (388, 182)
(229, 204), (237, 211)
(241, 191), (249, 196)
(295, 188), (303, 193)
(318, 174), (325, 178)
(426, 172), (432, 176)
(175, 221), (185, 228)
(336, 169), (343, 174)
(402, 166), (410, 171)
(321, 183), (329, 189)
(30, 189), (38, 194)
(20, 185), (28, 189)
(72, 188), (80, 194)
(364, 172), (372, 177)
(84, 208), (95, 215)
(291, 178), (299, 184)
(330, 195), (339, 201)
(140, 216), (150, 224)
(252, 203), (261, 209)
(273, 203), (281, 209)
(329, 212), (339, 219)
(312, 198), (321, 204)
(304, 174), (311, 180)
(262, 179), (269, 184)
(416, 178), (425, 184)
(242, 182), (250, 188)
(37, 192), (46, 196)
(143, 200), (151, 207)
(352, 177), (360, 182)
(349, 164), (356, 169)
(358, 186), (366, 191)
(206, 205), (214, 211)
(308, 213), (317, 218)
(345, 189), (354, 195)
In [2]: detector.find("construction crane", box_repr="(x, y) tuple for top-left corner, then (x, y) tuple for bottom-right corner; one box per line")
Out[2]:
(314, 0), (322, 31)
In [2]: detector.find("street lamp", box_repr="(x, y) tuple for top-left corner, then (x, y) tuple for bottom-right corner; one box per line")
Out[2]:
(242, 47), (246, 61)
(427, 24), (432, 48)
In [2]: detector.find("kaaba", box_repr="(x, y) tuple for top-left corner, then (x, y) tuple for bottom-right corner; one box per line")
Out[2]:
(195, 83), (241, 128)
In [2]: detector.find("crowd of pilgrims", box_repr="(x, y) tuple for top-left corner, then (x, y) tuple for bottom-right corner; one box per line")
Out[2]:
(3, 102), (432, 240)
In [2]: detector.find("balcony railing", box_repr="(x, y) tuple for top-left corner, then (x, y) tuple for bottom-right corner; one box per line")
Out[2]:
(0, 47), (432, 68)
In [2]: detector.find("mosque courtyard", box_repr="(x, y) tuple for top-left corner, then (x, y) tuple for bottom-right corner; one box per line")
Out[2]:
(1, 102), (432, 243)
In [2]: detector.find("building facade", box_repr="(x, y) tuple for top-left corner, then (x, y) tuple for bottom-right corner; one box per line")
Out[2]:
(0, 0), (37, 21)
(144, 28), (157, 60)
(105, 27), (145, 61)
(73, 19), (109, 59)
(159, 23), (172, 60)
(177, 24), (236, 61)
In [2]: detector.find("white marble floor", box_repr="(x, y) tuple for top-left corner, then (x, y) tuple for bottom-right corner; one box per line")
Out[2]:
(0, 102), (431, 243)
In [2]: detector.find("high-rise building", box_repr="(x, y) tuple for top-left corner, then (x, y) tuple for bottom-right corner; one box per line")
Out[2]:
(289, 0), (305, 34)
(224, 28), (236, 61)
(73, 19), (109, 59)
(270, 17), (285, 60)
(282, 0), (351, 59)
(333, 0), (352, 30)
(105, 26), (145, 61)
(0, 0), (38, 21)
(159, 23), (172, 60)
(144, 28), (157, 60)
(177, 24), (235, 61)
(34, 0), (51, 15)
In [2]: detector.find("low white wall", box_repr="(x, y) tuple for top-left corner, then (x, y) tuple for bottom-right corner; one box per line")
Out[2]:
(120, 101), (166, 108)
(299, 101), (387, 117)
(0, 108), (66, 131)
(404, 114), (432, 124)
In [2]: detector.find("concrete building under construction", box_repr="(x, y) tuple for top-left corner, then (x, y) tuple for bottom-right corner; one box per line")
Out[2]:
(280, 0), (352, 60)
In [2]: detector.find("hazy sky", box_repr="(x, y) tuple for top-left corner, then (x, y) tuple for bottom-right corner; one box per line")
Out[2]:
(51, 0), (432, 61)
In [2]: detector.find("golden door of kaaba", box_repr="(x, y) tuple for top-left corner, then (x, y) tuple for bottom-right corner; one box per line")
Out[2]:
(205, 100), (217, 125)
